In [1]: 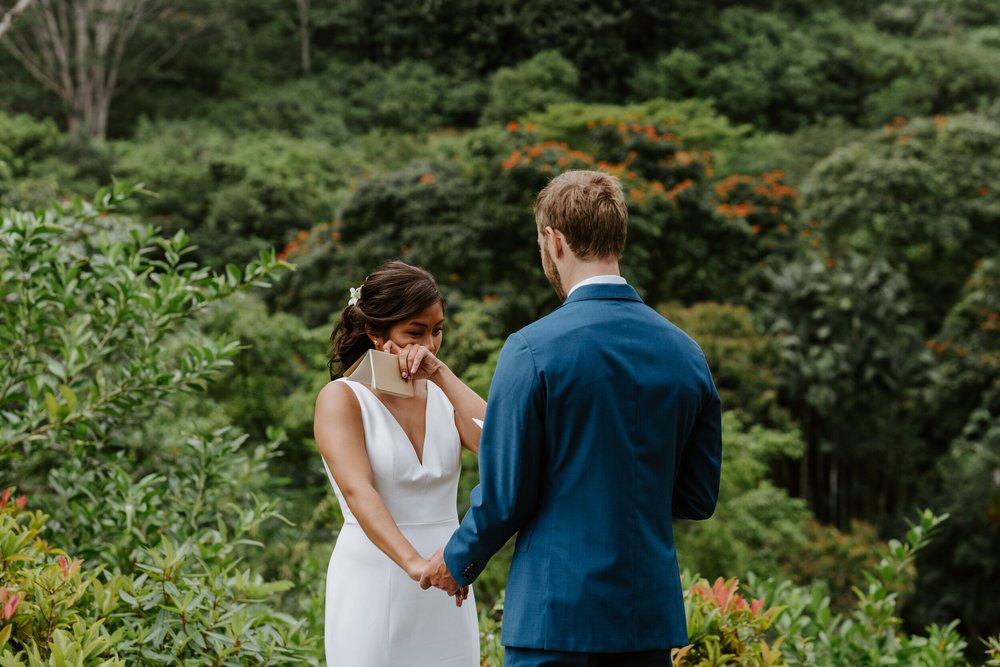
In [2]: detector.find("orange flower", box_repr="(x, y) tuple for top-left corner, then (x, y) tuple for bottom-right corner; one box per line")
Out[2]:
(501, 150), (522, 170)
(825, 257), (836, 267)
(777, 223), (788, 233)
(506, 121), (519, 132)
(296, 230), (309, 241)
(980, 187), (990, 197)
(399, 244), (410, 254)
(889, 115), (907, 130)
(331, 231), (342, 241)
(934, 115), (947, 127)
(666, 178), (694, 201)
(419, 174), (436, 185)
(750, 224), (762, 234)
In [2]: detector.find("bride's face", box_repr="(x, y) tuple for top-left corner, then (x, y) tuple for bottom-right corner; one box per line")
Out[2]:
(383, 301), (445, 354)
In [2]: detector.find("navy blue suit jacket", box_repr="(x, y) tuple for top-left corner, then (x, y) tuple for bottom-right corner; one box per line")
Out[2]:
(444, 283), (723, 652)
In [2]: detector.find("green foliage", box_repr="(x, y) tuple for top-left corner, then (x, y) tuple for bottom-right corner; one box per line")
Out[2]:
(761, 252), (931, 526)
(926, 254), (1000, 443)
(0, 492), (121, 665)
(482, 51), (579, 125)
(908, 256), (1000, 640)
(273, 103), (800, 335)
(0, 183), (285, 457)
(523, 99), (750, 156)
(114, 120), (348, 267)
(1, 187), (318, 663)
(0, 113), (60, 180)
(802, 112), (1000, 330)
(678, 576), (786, 666)
(202, 78), (352, 142)
(748, 511), (972, 667)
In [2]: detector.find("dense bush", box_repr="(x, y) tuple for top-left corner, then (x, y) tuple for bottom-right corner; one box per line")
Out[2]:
(113, 120), (348, 267)
(802, 112), (1000, 331)
(760, 252), (931, 526)
(908, 255), (1000, 641)
(0, 185), (320, 663)
(481, 51), (579, 125)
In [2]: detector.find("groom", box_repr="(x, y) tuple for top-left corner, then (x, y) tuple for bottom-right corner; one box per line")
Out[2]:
(422, 170), (723, 666)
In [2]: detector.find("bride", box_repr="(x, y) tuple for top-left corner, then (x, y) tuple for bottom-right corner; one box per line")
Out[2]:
(314, 261), (485, 667)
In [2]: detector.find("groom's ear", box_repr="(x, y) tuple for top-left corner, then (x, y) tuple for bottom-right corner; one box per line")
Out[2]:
(545, 226), (567, 258)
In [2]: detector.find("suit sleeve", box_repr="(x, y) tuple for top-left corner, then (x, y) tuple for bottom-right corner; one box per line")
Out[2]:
(444, 332), (544, 585)
(672, 370), (723, 520)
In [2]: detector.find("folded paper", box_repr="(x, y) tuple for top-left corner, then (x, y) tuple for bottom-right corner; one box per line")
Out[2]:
(343, 349), (414, 398)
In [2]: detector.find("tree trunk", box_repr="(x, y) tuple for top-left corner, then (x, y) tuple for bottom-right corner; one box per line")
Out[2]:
(0, 0), (36, 39)
(297, 0), (310, 72)
(2, 0), (208, 139)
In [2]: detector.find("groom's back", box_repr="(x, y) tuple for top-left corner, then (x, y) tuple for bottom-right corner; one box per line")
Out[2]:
(502, 283), (721, 652)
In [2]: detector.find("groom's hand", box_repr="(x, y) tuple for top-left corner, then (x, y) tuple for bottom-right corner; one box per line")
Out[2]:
(420, 548), (468, 606)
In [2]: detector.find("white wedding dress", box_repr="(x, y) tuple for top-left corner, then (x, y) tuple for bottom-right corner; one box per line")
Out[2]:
(322, 378), (479, 667)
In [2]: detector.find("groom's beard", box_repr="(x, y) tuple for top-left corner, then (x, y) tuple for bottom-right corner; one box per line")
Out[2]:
(542, 245), (567, 301)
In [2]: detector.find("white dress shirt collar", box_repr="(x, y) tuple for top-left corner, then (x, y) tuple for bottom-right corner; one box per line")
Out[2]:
(566, 274), (627, 298)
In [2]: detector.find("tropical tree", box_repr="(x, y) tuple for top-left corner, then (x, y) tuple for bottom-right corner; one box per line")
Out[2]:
(1, 0), (215, 138)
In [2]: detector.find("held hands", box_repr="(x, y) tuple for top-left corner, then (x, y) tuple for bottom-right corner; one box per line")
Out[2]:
(419, 548), (469, 607)
(382, 341), (445, 382)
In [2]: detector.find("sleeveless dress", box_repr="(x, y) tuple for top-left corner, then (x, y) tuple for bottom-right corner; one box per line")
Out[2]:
(322, 378), (480, 667)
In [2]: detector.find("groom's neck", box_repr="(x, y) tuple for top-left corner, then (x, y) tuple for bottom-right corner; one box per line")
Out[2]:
(560, 258), (622, 295)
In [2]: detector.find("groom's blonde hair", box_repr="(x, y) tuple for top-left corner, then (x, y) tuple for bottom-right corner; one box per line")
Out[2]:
(534, 170), (628, 260)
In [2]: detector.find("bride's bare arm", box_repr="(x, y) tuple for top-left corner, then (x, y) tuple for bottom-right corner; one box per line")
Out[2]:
(314, 382), (427, 580)
(430, 364), (485, 454)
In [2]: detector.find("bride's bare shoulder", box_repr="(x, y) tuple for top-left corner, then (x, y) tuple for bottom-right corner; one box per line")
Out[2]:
(315, 379), (361, 416)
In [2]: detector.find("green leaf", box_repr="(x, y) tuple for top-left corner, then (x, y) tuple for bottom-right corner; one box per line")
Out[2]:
(58, 384), (78, 413)
(225, 263), (242, 286)
(44, 391), (60, 421)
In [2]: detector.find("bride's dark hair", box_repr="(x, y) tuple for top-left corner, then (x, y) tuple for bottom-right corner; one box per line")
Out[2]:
(328, 261), (445, 380)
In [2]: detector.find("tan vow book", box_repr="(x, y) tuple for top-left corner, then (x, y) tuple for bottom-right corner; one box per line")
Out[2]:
(343, 349), (414, 398)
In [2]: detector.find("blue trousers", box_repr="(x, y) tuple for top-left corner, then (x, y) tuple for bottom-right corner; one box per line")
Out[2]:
(504, 646), (672, 667)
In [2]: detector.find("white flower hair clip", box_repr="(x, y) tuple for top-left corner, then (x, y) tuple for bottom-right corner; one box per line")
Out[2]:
(348, 285), (362, 307)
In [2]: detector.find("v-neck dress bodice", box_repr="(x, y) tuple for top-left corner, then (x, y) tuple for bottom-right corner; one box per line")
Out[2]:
(322, 378), (478, 667)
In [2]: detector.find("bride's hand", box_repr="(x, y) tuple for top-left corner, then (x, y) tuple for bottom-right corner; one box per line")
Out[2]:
(382, 341), (445, 381)
(405, 555), (430, 582)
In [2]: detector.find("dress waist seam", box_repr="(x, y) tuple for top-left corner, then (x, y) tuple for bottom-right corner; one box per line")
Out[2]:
(341, 517), (457, 528)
